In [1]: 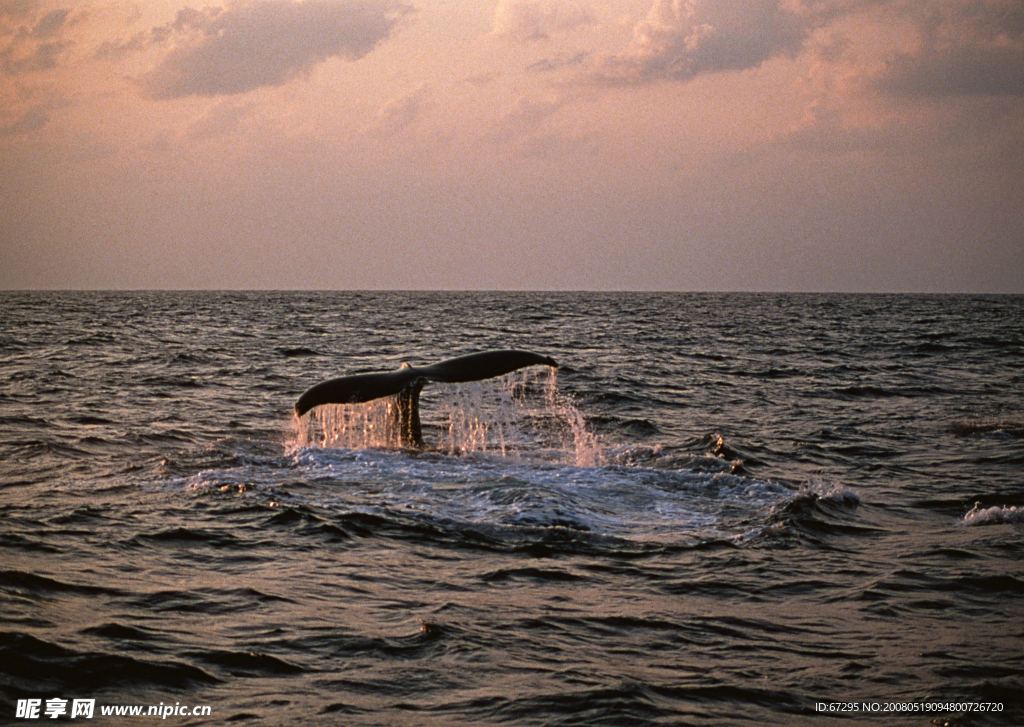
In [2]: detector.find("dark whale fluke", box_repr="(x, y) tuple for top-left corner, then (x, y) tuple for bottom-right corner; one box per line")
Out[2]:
(295, 350), (558, 447)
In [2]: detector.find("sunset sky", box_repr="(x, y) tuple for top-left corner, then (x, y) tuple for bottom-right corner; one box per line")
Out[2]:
(2, 0), (1022, 291)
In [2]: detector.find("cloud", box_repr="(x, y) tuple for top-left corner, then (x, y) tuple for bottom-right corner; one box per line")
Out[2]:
(873, 2), (1024, 97)
(598, 0), (812, 83)
(777, 1), (1024, 158)
(137, 0), (413, 99)
(491, 1), (597, 42)
(878, 45), (1024, 97)
(30, 8), (70, 39)
(0, 5), (79, 136)
(503, 93), (566, 128)
(465, 72), (495, 87)
(526, 50), (590, 74)
(1, 7), (73, 76)
(0, 1), (41, 32)
(1, 37), (70, 75)
(482, 91), (569, 149)
(185, 100), (256, 140)
(0, 104), (49, 136)
(372, 83), (432, 137)
(591, 0), (1024, 103)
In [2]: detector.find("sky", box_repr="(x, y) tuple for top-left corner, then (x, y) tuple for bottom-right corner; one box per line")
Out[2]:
(1, 0), (1022, 292)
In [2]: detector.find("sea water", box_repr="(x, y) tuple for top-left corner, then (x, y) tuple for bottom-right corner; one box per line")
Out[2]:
(1, 292), (1022, 725)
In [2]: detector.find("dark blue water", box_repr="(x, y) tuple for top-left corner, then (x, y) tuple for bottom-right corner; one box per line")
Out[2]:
(1, 292), (1022, 725)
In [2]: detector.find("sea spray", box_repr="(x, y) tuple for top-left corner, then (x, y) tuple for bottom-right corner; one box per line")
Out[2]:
(543, 367), (603, 467)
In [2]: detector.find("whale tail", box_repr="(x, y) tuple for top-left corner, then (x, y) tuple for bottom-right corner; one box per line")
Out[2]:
(294, 350), (558, 448)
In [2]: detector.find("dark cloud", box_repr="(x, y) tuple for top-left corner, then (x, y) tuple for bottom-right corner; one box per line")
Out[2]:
(0, 1), (41, 30)
(0, 104), (49, 136)
(1, 7), (72, 76)
(874, 2), (1024, 98)
(137, 0), (412, 99)
(373, 84), (431, 137)
(2, 38), (69, 75)
(526, 51), (589, 74)
(878, 45), (1024, 97)
(31, 9), (70, 39)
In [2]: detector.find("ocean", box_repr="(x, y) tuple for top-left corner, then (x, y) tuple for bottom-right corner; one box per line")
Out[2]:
(1, 291), (1021, 725)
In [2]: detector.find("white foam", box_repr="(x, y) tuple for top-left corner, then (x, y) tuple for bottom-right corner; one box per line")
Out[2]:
(801, 479), (860, 505)
(276, 442), (800, 543)
(961, 504), (1024, 526)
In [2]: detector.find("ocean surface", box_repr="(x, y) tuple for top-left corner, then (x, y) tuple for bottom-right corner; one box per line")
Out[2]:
(1, 291), (1022, 726)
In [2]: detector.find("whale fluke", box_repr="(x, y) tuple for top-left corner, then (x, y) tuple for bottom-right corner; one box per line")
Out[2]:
(294, 349), (558, 447)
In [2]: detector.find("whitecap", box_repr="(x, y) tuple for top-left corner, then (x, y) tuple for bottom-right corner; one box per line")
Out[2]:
(800, 479), (861, 506)
(961, 504), (1024, 526)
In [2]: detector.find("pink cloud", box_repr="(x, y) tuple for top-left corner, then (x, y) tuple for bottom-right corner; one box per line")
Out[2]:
(137, 0), (412, 99)
(491, 1), (598, 42)
(597, 0), (811, 83)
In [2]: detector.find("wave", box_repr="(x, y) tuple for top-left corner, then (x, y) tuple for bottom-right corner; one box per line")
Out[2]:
(949, 418), (1024, 439)
(835, 384), (950, 399)
(766, 480), (867, 541)
(0, 632), (219, 697)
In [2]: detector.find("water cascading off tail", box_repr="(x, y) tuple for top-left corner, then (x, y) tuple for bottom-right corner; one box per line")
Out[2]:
(290, 367), (602, 467)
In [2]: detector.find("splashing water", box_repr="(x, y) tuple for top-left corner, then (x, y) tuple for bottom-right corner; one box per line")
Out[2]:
(290, 367), (602, 466)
